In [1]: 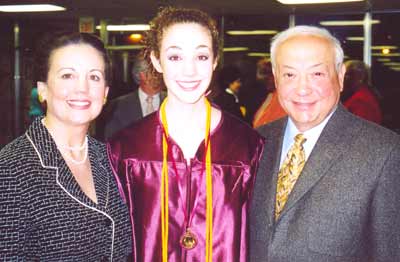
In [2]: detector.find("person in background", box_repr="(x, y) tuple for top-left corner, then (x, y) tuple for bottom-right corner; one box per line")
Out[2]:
(97, 56), (166, 141)
(212, 64), (245, 120)
(342, 59), (382, 124)
(108, 7), (264, 262)
(237, 58), (268, 125)
(0, 33), (132, 260)
(252, 59), (286, 128)
(250, 25), (400, 261)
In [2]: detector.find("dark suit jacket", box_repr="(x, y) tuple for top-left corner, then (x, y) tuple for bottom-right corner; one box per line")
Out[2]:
(97, 89), (166, 141)
(213, 90), (244, 121)
(250, 104), (400, 262)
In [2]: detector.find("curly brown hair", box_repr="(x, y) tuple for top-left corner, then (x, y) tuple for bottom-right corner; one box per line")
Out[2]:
(142, 6), (220, 84)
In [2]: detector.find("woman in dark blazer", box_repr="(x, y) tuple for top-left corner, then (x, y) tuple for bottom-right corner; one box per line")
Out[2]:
(0, 33), (131, 260)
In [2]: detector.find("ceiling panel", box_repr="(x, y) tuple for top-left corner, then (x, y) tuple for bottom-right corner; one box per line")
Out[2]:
(1, 0), (400, 20)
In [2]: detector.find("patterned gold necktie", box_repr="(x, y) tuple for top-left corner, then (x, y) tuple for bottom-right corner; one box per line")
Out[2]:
(275, 134), (307, 220)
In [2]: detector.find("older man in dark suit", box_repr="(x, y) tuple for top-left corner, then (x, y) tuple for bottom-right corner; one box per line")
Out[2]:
(97, 57), (166, 141)
(250, 25), (400, 262)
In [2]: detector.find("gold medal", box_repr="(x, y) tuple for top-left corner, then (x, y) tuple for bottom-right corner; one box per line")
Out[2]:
(180, 228), (198, 250)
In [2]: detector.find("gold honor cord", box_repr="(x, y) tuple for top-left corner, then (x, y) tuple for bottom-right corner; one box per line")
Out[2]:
(160, 99), (170, 262)
(160, 98), (213, 262)
(204, 98), (213, 262)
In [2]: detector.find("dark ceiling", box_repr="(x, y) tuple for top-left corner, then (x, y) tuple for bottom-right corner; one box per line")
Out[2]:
(1, 0), (400, 21)
(2, 0), (400, 64)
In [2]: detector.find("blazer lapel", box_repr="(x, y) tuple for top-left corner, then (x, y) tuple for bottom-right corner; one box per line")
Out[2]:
(27, 118), (111, 210)
(26, 117), (60, 169)
(279, 105), (355, 218)
(26, 118), (84, 202)
(89, 138), (111, 209)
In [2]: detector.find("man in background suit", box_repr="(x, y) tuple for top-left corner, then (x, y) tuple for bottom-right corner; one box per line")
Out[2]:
(213, 65), (245, 121)
(98, 57), (166, 141)
(250, 25), (400, 262)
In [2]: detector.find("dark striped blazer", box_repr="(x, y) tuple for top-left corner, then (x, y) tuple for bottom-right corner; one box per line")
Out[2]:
(0, 117), (132, 261)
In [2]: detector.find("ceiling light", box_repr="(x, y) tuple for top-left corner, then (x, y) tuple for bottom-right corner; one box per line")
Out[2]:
(383, 62), (400, 66)
(320, 20), (380, 26)
(346, 37), (364, 41)
(223, 47), (249, 52)
(0, 4), (65, 12)
(96, 24), (150, 31)
(129, 34), (142, 40)
(372, 53), (400, 57)
(247, 52), (270, 57)
(371, 45), (397, 50)
(226, 30), (277, 36)
(276, 0), (363, 4)
(128, 34), (143, 44)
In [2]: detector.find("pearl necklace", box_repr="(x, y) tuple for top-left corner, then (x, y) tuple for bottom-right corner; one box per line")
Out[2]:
(59, 137), (88, 165)
(41, 118), (88, 165)
(58, 136), (88, 151)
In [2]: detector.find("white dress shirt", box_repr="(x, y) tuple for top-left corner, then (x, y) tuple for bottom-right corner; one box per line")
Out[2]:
(225, 88), (239, 103)
(138, 88), (161, 116)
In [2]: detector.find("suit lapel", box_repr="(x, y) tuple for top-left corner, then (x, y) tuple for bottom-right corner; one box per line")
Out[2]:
(258, 119), (287, 226)
(278, 105), (355, 219)
(133, 89), (143, 118)
(160, 90), (167, 102)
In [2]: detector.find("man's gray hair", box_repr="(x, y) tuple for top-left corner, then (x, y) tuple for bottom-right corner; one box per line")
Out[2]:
(132, 56), (149, 85)
(270, 25), (344, 72)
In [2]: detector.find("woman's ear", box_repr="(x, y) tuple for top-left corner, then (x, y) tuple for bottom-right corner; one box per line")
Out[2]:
(150, 51), (163, 73)
(213, 56), (219, 71)
(104, 86), (110, 99)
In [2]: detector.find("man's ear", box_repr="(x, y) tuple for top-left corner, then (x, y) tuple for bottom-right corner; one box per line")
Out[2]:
(272, 68), (279, 90)
(338, 63), (346, 92)
(37, 81), (48, 101)
(150, 51), (163, 73)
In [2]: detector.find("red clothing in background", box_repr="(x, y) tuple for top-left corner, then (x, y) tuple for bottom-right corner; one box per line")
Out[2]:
(343, 85), (382, 124)
(253, 91), (287, 128)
